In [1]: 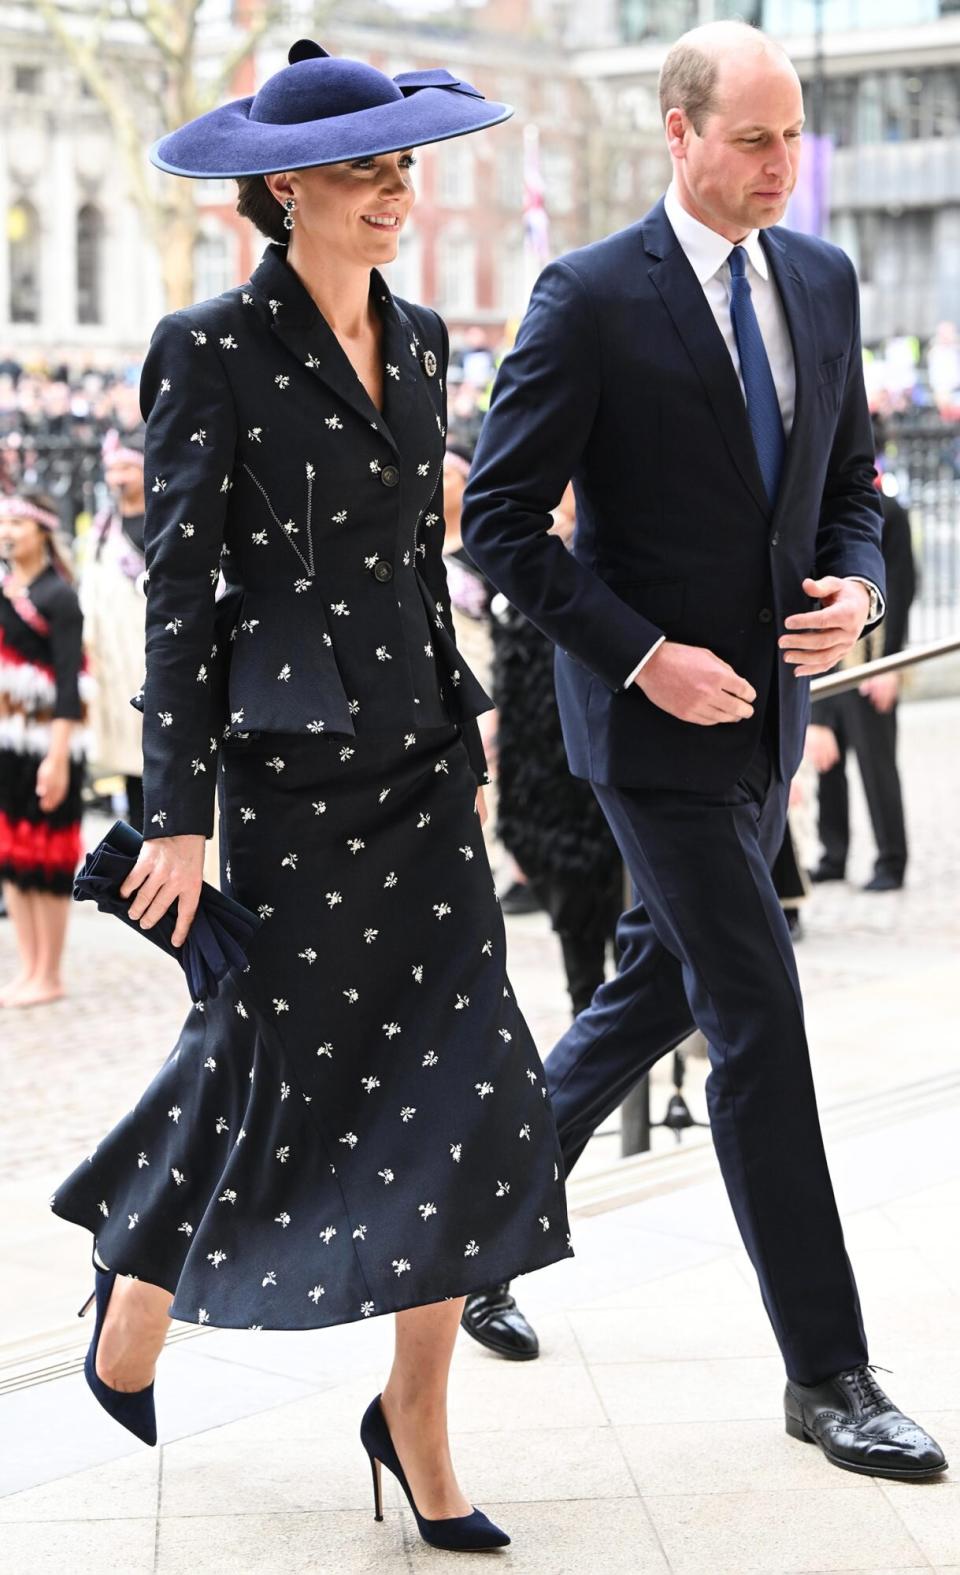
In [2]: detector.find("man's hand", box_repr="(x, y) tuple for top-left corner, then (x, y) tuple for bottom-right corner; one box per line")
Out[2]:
(804, 723), (841, 774)
(859, 673), (899, 714)
(780, 577), (870, 678)
(635, 641), (756, 726)
(120, 833), (206, 947)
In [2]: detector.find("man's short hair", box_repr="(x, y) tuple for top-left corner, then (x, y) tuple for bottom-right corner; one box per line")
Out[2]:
(659, 22), (784, 134)
(658, 41), (720, 135)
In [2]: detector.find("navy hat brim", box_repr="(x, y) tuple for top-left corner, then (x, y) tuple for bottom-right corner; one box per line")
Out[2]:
(150, 86), (512, 179)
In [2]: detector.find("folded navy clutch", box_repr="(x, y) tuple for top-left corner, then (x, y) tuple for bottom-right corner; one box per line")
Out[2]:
(73, 819), (260, 1003)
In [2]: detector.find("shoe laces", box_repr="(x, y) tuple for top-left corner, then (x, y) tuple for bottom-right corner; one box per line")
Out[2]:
(841, 1363), (892, 1418)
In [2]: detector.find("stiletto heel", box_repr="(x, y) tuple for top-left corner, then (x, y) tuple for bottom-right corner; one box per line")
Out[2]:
(369, 1453), (384, 1521)
(360, 1393), (510, 1552)
(80, 1262), (158, 1447)
(77, 1290), (96, 1318)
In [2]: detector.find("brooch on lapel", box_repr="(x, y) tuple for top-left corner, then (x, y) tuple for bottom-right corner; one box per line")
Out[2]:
(421, 349), (437, 378)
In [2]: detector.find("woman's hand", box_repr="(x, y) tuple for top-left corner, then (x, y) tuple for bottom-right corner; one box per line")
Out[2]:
(475, 786), (488, 827)
(35, 753), (70, 813)
(120, 834), (206, 946)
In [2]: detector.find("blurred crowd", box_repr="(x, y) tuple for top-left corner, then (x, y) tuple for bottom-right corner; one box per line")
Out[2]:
(865, 320), (960, 425)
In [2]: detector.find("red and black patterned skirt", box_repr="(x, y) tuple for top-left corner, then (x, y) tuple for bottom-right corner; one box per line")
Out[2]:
(0, 630), (85, 895)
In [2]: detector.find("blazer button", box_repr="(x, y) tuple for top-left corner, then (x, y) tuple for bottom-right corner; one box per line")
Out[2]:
(380, 464), (400, 488)
(758, 607), (773, 623)
(373, 559), (393, 583)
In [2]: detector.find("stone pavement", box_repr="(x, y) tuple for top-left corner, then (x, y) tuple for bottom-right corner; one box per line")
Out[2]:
(1, 697), (958, 1573)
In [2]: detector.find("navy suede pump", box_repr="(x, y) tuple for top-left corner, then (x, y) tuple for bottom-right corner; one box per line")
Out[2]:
(360, 1394), (509, 1552)
(78, 1265), (158, 1447)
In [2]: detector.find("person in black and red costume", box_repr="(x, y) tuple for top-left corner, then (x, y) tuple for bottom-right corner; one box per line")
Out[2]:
(0, 490), (88, 1006)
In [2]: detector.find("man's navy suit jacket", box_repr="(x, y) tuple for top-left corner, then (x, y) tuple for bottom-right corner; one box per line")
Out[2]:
(461, 198), (885, 794)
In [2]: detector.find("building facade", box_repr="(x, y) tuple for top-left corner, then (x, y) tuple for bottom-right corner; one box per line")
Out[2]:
(3, 0), (959, 356)
(0, 0), (586, 358)
(568, 0), (960, 344)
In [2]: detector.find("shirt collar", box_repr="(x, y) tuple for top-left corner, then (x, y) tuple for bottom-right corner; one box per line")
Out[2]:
(664, 182), (769, 284)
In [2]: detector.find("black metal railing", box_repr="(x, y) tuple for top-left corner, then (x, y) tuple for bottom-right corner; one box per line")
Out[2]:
(882, 423), (960, 643)
(0, 432), (104, 533)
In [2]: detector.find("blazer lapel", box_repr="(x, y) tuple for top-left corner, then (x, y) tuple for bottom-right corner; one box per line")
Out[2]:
(761, 228), (817, 525)
(643, 208), (770, 517)
(376, 276), (439, 462)
(249, 244), (400, 455)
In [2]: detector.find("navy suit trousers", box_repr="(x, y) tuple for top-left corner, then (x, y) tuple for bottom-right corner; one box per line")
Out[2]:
(545, 741), (869, 1385)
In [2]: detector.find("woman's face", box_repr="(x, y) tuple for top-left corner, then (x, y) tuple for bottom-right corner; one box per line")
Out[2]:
(105, 457), (145, 502)
(0, 513), (46, 567)
(269, 150), (417, 268)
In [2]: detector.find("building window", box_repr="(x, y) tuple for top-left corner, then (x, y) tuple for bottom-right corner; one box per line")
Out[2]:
(611, 156), (634, 204)
(14, 64), (42, 95)
(541, 80), (568, 121)
(193, 222), (237, 303)
(497, 237), (526, 317)
(8, 200), (41, 324)
(436, 230), (477, 316)
(439, 141), (475, 207)
(197, 179), (235, 205)
(76, 204), (104, 326)
(618, 0), (698, 44)
(543, 149), (575, 216)
(497, 144), (524, 210)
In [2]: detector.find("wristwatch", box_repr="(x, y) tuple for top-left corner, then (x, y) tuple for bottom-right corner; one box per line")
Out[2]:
(850, 578), (881, 625)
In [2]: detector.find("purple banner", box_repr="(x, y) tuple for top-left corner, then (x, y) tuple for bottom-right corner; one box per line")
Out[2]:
(786, 135), (833, 237)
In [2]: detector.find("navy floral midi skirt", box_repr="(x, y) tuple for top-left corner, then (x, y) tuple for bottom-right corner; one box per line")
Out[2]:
(51, 725), (572, 1329)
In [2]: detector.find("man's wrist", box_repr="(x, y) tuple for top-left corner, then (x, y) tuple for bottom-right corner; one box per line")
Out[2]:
(625, 635), (666, 689)
(846, 577), (882, 625)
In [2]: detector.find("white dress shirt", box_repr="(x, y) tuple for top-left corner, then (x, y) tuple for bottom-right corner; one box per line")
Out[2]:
(624, 183), (879, 688)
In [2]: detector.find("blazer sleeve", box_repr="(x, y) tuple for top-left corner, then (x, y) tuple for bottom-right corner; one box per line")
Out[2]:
(814, 257), (886, 607)
(415, 309), (489, 788)
(460, 259), (666, 691)
(138, 311), (238, 839)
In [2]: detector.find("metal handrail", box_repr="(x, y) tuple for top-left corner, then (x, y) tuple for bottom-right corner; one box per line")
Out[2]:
(808, 633), (960, 700)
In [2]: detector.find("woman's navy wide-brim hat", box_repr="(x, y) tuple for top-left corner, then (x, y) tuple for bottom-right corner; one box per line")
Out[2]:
(149, 39), (513, 178)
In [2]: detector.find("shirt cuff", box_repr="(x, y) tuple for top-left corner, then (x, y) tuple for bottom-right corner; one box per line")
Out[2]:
(624, 636), (666, 690)
(847, 577), (885, 626)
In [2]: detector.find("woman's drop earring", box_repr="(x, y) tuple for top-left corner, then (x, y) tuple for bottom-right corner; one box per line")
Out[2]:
(283, 198), (297, 232)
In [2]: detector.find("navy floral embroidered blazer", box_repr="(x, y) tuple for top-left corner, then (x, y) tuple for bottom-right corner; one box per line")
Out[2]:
(136, 243), (491, 839)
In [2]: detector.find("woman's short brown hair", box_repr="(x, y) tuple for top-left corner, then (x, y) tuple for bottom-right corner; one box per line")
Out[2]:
(236, 176), (288, 244)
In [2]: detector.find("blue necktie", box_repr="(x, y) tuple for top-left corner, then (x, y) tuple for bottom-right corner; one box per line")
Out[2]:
(728, 245), (786, 506)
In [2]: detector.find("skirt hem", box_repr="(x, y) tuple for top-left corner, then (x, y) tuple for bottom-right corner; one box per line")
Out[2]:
(54, 1208), (574, 1333)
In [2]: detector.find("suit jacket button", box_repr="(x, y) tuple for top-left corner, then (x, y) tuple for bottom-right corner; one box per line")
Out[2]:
(381, 464), (400, 487)
(373, 559), (393, 583)
(758, 607), (773, 623)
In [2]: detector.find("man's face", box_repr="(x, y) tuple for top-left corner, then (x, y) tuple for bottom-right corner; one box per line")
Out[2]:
(673, 53), (804, 239)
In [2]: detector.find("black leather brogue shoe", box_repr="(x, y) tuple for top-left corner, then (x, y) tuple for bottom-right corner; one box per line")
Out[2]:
(461, 1283), (539, 1360)
(785, 1365), (948, 1480)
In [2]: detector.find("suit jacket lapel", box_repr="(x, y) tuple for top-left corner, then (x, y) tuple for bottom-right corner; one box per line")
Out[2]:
(249, 245), (400, 455)
(761, 228), (817, 525)
(643, 208), (770, 517)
